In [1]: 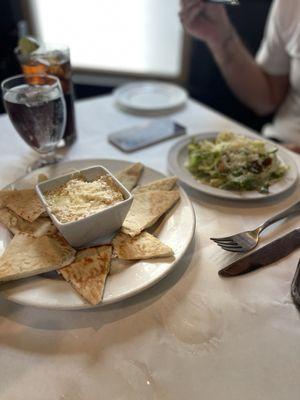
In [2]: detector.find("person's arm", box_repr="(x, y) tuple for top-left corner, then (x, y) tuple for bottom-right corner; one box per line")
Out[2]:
(179, 0), (289, 115)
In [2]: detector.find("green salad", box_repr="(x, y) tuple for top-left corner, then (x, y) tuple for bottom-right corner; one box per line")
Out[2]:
(186, 132), (288, 193)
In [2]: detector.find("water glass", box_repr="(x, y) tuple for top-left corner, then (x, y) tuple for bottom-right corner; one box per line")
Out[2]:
(1, 73), (66, 171)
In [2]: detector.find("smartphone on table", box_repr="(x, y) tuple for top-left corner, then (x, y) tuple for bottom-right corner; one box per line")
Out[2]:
(108, 119), (186, 153)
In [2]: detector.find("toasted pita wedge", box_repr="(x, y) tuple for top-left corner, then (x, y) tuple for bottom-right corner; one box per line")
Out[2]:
(0, 190), (12, 208)
(115, 162), (144, 191)
(58, 245), (112, 305)
(113, 232), (173, 260)
(132, 177), (177, 194)
(121, 190), (180, 237)
(74, 246), (107, 261)
(0, 233), (75, 282)
(0, 207), (56, 237)
(0, 189), (45, 222)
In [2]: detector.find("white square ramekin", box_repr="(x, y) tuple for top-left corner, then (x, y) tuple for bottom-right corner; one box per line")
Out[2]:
(35, 165), (133, 248)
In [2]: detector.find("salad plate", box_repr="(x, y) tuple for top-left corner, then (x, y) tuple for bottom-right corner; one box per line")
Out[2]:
(167, 132), (298, 201)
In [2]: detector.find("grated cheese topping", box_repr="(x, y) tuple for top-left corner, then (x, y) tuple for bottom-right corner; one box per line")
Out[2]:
(45, 175), (124, 223)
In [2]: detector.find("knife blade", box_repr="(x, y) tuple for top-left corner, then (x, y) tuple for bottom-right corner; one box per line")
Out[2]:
(219, 228), (300, 277)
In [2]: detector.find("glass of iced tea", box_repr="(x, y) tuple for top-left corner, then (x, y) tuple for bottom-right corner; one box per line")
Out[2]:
(17, 43), (77, 146)
(2, 74), (66, 171)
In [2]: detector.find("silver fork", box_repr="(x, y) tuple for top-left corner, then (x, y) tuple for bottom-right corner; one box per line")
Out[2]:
(211, 200), (300, 252)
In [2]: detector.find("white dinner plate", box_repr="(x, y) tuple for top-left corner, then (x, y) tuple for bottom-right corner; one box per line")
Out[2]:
(168, 132), (298, 201)
(0, 159), (195, 310)
(113, 81), (188, 114)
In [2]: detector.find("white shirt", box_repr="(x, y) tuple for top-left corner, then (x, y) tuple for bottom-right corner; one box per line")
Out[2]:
(256, 0), (300, 143)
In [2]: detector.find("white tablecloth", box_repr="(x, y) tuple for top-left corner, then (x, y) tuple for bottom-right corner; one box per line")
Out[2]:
(1, 95), (300, 400)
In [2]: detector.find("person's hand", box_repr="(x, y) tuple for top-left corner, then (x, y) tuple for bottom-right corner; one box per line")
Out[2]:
(179, 0), (234, 51)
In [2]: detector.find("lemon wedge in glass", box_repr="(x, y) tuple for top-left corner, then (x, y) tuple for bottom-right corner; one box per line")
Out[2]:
(18, 36), (39, 55)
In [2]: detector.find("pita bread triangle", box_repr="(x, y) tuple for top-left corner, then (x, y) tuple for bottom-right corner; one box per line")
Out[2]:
(0, 233), (75, 281)
(58, 245), (112, 305)
(115, 162), (144, 191)
(0, 190), (11, 207)
(0, 189), (45, 222)
(121, 190), (180, 237)
(113, 231), (173, 260)
(132, 177), (177, 194)
(74, 246), (105, 262)
(0, 207), (56, 237)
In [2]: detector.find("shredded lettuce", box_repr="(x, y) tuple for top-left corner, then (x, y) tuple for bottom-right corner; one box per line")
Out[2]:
(186, 132), (288, 193)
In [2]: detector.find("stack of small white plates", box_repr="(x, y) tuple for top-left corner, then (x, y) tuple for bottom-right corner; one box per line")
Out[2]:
(114, 81), (188, 115)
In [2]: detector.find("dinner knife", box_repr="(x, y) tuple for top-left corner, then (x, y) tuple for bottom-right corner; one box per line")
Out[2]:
(219, 228), (300, 277)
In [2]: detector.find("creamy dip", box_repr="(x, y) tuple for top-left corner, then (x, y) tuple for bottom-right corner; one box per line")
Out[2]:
(45, 175), (124, 223)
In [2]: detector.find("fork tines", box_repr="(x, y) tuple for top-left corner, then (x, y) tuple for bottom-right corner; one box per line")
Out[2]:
(210, 237), (244, 252)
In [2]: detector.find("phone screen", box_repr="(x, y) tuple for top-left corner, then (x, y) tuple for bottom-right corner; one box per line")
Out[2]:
(108, 119), (186, 152)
